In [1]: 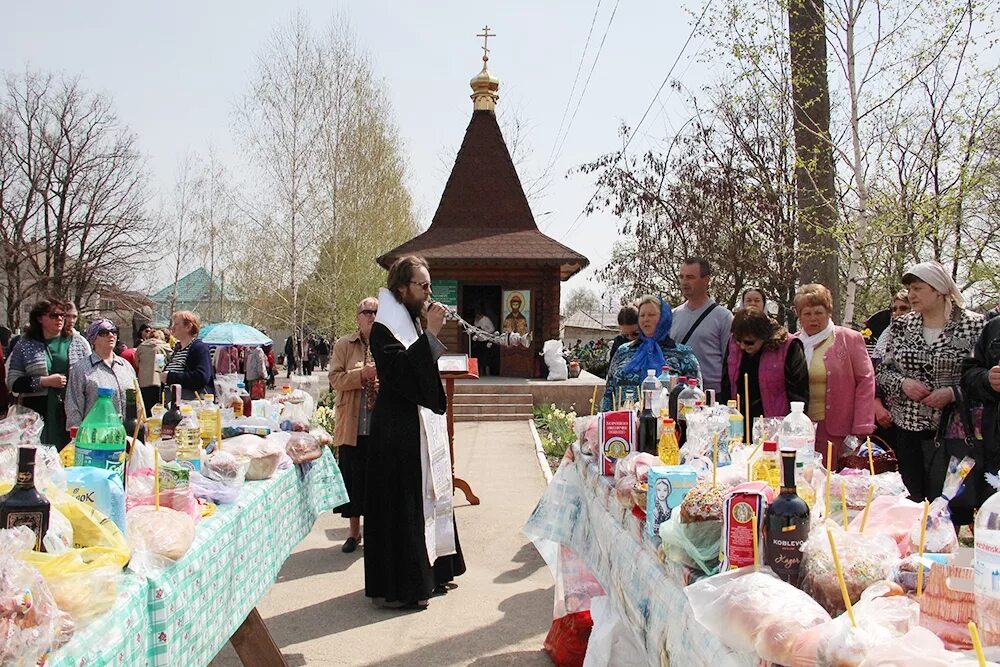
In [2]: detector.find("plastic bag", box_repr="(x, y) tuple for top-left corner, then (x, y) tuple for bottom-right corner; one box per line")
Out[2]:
(815, 585), (921, 667)
(279, 398), (311, 432)
(0, 526), (75, 666)
(1, 443), (66, 495)
(543, 610), (592, 667)
(43, 505), (74, 554)
(658, 511), (721, 575)
(909, 456), (975, 555)
(126, 505), (195, 561)
(800, 525), (899, 616)
(847, 495), (924, 556)
(309, 426), (333, 447)
(64, 466), (127, 532)
(685, 566), (831, 666)
(857, 626), (1000, 666)
(286, 433), (322, 464)
(202, 450), (249, 487)
(125, 440), (201, 522)
(220, 434), (284, 480)
(190, 470), (242, 504)
(574, 416), (599, 457)
(582, 595), (646, 667)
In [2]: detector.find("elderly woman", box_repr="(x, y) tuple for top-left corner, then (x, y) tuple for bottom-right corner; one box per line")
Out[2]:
(877, 262), (984, 502)
(163, 310), (214, 400)
(601, 295), (700, 411)
(740, 287), (767, 313)
(6, 299), (91, 448)
(793, 284), (875, 470)
(66, 320), (138, 428)
(721, 309), (809, 419)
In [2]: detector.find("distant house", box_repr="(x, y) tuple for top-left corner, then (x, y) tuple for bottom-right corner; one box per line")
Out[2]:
(561, 310), (619, 346)
(149, 268), (234, 327)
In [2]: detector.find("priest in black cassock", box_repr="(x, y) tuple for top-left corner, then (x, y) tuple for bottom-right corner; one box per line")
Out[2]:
(364, 255), (466, 609)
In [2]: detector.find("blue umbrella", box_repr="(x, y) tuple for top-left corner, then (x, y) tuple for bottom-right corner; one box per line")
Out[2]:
(198, 322), (271, 346)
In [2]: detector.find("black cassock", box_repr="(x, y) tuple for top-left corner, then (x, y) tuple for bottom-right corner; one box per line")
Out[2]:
(364, 321), (466, 604)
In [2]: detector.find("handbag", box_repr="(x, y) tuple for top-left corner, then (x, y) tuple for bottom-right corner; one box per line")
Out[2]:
(923, 387), (984, 522)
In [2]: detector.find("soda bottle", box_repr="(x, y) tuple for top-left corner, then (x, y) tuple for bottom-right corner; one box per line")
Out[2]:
(657, 414), (680, 465)
(974, 476), (1000, 644)
(74, 387), (127, 479)
(668, 376), (688, 422)
(638, 370), (659, 455)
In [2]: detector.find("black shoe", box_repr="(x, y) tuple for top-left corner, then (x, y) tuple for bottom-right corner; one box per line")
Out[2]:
(342, 536), (359, 553)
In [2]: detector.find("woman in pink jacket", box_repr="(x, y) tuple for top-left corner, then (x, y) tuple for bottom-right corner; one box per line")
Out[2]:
(793, 284), (876, 470)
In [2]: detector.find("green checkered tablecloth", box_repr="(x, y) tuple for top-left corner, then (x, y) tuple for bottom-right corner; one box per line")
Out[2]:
(48, 448), (347, 667)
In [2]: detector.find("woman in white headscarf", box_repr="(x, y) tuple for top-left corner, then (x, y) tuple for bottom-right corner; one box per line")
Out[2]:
(876, 261), (984, 505)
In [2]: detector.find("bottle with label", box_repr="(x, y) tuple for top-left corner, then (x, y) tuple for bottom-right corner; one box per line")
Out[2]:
(677, 379), (703, 422)
(726, 401), (743, 443)
(198, 395), (220, 450)
(237, 383), (252, 418)
(638, 370), (659, 455)
(752, 440), (781, 493)
(655, 366), (673, 414)
(74, 387), (127, 479)
(161, 384), (182, 441)
(657, 414), (680, 465)
(0, 447), (50, 552)
(777, 401), (815, 454)
(124, 388), (145, 444)
(764, 449), (811, 585)
(175, 406), (202, 472)
(974, 478), (1000, 644)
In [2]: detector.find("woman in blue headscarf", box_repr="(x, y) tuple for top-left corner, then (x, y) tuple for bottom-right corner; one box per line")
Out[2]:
(601, 295), (701, 411)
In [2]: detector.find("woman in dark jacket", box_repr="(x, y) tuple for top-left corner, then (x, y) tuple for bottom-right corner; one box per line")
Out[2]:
(962, 316), (1000, 510)
(721, 308), (809, 419)
(163, 310), (214, 400)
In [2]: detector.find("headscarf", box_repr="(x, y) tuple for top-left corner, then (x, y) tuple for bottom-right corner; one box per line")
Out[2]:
(902, 261), (964, 308)
(624, 297), (674, 375)
(85, 319), (118, 344)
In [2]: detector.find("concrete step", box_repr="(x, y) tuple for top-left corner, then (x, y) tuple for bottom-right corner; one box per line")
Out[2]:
(452, 383), (531, 395)
(452, 393), (533, 406)
(454, 413), (533, 422)
(453, 403), (533, 416)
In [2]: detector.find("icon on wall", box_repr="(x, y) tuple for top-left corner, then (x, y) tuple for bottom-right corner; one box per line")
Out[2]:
(501, 290), (530, 335)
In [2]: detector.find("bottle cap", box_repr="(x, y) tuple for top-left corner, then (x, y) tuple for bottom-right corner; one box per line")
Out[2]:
(662, 417), (675, 426)
(727, 400), (738, 408)
(677, 376), (687, 383)
(70, 426), (78, 438)
(763, 440), (778, 452)
(647, 369), (656, 377)
(687, 378), (697, 386)
(98, 386), (114, 397)
(790, 401), (805, 412)
(661, 365), (669, 371)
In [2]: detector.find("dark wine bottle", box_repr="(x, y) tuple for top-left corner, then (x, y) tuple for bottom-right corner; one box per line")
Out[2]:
(124, 388), (145, 443)
(161, 384), (182, 440)
(764, 449), (810, 585)
(0, 447), (51, 552)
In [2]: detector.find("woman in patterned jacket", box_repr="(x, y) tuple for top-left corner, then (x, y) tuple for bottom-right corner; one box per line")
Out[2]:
(876, 261), (984, 502)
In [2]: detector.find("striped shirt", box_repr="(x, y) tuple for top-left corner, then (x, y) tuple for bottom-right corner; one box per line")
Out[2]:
(163, 343), (190, 376)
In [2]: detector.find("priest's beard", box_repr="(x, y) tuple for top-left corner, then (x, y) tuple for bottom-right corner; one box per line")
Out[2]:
(402, 294), (424, 321)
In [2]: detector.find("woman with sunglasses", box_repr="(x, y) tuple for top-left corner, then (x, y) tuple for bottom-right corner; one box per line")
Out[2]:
(6, 299), (91, 448)
(65, 319), (137, 428)
(720, 309), (809, 419)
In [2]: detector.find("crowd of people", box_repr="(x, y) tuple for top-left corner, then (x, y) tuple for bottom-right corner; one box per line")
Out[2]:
(603, 257), (1000, 524)
(1, 302), (283, 444)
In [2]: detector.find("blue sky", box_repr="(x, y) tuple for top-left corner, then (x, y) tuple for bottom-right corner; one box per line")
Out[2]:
(1, 1), (710, 302)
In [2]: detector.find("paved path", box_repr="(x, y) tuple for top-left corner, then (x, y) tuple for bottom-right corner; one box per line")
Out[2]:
(211, 420), (554, 667)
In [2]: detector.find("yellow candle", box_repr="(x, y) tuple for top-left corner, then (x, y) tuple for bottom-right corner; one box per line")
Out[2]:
(827, 528), (857, 627)
(590, 385), (599, 416)
(860, 484), (875, 533)
(867, 437), (875, 476)
(824, 441), (833, 518)
(968, 621), (987, 667)
(917, 500), (930, 598)
(153, 447), (160, 511)
(751, 509), (759, 571)
(712, 433), (719, 487)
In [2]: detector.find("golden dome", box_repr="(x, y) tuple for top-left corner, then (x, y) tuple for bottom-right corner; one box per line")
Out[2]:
(470, 26), (500, 112)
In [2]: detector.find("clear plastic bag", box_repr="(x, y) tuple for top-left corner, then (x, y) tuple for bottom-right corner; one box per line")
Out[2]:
(684, 566), (831, 666)
(126, 505), (195, 561)
(857, 626), (1000, 666)
(574, 416), (599, 457)
(657, 511), (721, 575)
(800, 525), (899, 616)
(279, 397), (311, 432)
(202, 450), (249, 487)
(0, 526), (75, 665)
(815, 585), (921, 667)
(846, 495), (924, 556)
(909, 456), (975, 555)
(190, 470), (243, 504)
(286, 432), (322, 464)
(221, 433), (284, 479)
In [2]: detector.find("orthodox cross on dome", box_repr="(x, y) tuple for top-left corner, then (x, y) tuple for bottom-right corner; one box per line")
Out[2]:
(477, 25), (496, 62)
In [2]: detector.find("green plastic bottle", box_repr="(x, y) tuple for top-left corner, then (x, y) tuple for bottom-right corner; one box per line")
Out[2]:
(74, 386), (127, 479)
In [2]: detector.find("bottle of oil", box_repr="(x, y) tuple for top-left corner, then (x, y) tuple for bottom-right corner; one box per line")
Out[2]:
(752, 440), (781, 493)
(657, 413), (680, 466)
(198, 394), (220, 450)
(175, 406), (202, 472)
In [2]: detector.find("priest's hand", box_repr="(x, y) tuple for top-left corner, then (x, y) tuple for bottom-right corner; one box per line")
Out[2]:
(426, 302), (446, 336)
(989, 364), (1000, 392)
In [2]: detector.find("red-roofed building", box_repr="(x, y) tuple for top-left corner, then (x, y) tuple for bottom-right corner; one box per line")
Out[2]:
(378, 45), (588, 377)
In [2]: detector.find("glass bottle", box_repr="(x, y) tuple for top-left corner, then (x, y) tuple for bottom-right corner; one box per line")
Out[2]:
(764, 449), (811, 585)
(752, 440), (781, 493)
(0, 447), (51, 552)
(638, 371), (659, 455)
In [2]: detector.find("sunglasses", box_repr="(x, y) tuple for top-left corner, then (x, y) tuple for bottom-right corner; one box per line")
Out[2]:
(358, 309), (377, 317)
(409, 280), (431, 291)
(738, 338), (759, 347)
(891, 305), (910, 313)
(47, 312), (66, 320)
(97, 329), (118, 337)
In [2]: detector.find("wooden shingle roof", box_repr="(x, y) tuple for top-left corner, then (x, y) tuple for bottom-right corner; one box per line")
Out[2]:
(377, 110), (589, 280)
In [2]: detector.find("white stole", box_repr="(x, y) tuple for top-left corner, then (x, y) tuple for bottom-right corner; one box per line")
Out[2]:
(374, 288), (456, 564)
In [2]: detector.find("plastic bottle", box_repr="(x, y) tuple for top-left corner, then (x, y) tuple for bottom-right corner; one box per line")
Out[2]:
(668, 376), (687, 422)
(237, 383), (252, 418)
(795, 457), (817, 508)
(198, 395), (220, 450)
(727, 400), (745, 444)
(777, 402), (815, 454)
(638, 370), (659, 455)
(60, 426), (78, 469)
(654, 366), (673, 414)
(175, 406), (202, 472)
(74, 387), (127, 479)
(657, 415), (680, 466)
(677, 379), (703, 422)
(974, 478), (1000, 644)
(752, 440), (781, 493)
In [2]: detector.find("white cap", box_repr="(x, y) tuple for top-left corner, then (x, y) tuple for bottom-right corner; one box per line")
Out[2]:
(790, 401), (805, 412)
